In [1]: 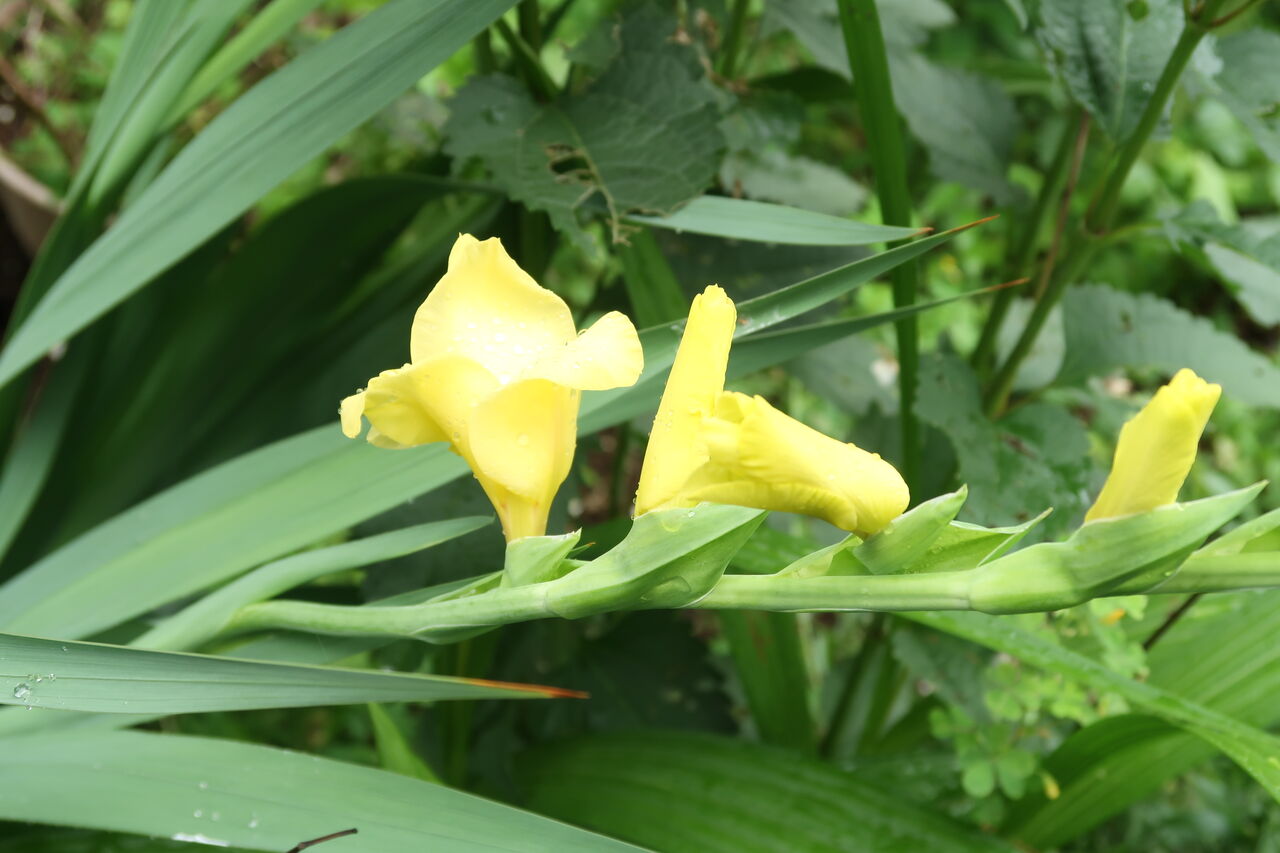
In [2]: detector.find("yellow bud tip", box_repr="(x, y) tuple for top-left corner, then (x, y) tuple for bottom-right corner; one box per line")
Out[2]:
(1085, 368), (1221, 522)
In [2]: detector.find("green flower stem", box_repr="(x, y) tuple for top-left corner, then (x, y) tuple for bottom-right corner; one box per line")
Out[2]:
(985, 235), (1097, 415)
(227, 582), (553, 639)
(716, 0), (751, 79)
(697, 572), (974, 612)
(493, 18), (557, 101)
(971, 110), (1080, 375)
(836, 0), (920, 494)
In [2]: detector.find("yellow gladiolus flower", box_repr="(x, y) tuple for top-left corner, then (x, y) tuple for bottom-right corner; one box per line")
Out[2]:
(341, 234), (643, 541)
(635, 285), (909, 536)
(1085, 368), (1221, 522)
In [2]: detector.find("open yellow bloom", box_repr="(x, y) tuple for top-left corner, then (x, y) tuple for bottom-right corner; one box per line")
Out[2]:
(1085, 368), (1221, 522)
(635, 285), (909, 536)
(341, 235), (643, 541)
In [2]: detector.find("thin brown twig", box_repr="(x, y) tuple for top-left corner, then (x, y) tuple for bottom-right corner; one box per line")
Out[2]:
(286, 827), (358, 853)
(1210, 0), (1265, 27)
(0, 52), (77, 166)
(1143, 593), (1202, 650)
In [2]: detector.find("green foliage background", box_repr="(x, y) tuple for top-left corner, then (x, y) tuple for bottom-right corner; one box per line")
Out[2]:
(0, 0), (1279, 850)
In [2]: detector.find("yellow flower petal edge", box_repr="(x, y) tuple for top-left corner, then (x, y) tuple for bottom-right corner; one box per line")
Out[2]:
(341, 235), (644, 541)
(635, 285), (909, 535)
(682, 392), (910, 536)
(1085, 368), (1221, 523)
(634, 285), (736, 515)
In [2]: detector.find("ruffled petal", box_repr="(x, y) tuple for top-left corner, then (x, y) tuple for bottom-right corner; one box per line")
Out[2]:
(679, 393), (909, 536)
(353, 357), (498, 450)
(634, 285), (736, 515)
(526, 310), (644, 390)
(411, 235), (576, 383)
(1085, 368), (1221, 522)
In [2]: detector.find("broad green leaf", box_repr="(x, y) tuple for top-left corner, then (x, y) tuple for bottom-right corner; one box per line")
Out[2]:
(888, 51), (1020, 204)
(0, 632), (573, 715)
(1037, 0), (1183, 140)
(1198, 29), (1280, 162)
(1203, 241), (1280, 326)
(519, 730), (1015, 852)
(0, 0), (518, 389)
(1056, 283), (1280, 407)
(0, 730), (638, 851)
(1165, 201), (1280, 326)
(628, 196), (918, 246)
(912, 608), (1280, 811)
(0, 428), (467, 640)
(719, 149), (869, 217)
(444, 8), (722, 247)
(917, 353), (1092, 535)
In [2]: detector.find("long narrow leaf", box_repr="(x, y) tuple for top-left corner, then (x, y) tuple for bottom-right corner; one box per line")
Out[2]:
(0, 633), (578, 714)
(0, 730), (640, 851)
(0, 0), (517, 388)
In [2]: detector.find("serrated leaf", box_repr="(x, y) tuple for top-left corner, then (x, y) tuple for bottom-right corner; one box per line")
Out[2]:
(1198, 29), (1280, 162)
(1056, 283), (1280, 407)
(917, 353), (1092, 534)
(445, 9), (723, 246)
(1037, 0), (1183, 140)
(889, 51), (1021, 204)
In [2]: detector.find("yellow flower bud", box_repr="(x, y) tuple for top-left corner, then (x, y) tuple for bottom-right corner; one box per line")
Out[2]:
(636, 286), (908, 536)
(341, 235), (643, 541)
(1085, 368), (1221, 522)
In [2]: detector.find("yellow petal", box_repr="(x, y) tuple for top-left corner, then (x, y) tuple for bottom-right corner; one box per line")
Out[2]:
(339, 392), (366, 438)
(411, 235), (576, 383)
(634, 285), (736, 515)
(354, 357), (498, 449)
(679, 393), (909, 536)
(1085, 368), (1221, 522)
(469, 378), (580, 540)
(527, 310), (644, 390)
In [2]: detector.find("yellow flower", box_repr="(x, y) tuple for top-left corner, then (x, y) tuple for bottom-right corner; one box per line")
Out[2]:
(635, 285), (909, 536)
(1085, 368), (1221, 522)
(341, 235), (643, 541)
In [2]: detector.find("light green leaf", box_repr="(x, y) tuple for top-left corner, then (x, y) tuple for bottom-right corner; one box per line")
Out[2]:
(719, 149), (869, 217)
(0, 730), (638, 851)
(519, 730), (1016, 852)
(914, 607), (1280, 811)
(1199, 29), (1280, 162)
(0, 0), (518, 389)
(0, 632), (572, 715)
(628, 196), (917, 246)
(1056, 283), (1280, 407)
(0, 429), (467, 640)
(1003, 587), (1280, 846)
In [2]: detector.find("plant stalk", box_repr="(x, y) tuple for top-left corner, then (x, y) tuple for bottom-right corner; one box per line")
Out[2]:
(717, 0), (750, 79)
(971, 111), (1080, 375)
(836, 0), (921, 495)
